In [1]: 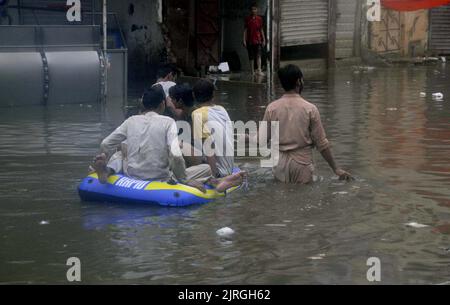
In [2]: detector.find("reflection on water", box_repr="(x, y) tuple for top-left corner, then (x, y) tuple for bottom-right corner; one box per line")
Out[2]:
(0, 65), (449, 284)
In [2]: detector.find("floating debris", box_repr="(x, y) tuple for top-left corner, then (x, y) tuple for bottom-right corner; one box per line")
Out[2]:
(39, 220), (50, 225)
(211, 266), (224, 270)
(438, 247), (450, 253)
(420, 92), (427, 97)
(386, 107), (398, 111)
(405, 222), (429, 229)
(265, 224), (287, 227)
(354, 66), (375, 72)
(432, 93), (444, 100)
(308, 254), (326, 260)
(332, 191), (349, 195)
(216, 227), (235, 238)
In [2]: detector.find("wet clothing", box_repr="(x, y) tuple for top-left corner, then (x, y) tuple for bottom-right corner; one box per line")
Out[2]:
(153, 81), (176, 98)
(262, 95), (330, 184)
(272, 154), (315, 184)
(107, 151), (212, 183)
(247, 43), (262, 61)
(245, 15), (264, 45)
(100, 111), (211, 181)
(192, 105), (234, 177)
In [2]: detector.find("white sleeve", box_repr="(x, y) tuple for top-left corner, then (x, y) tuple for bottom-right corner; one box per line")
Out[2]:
(167, 121), (186, 180)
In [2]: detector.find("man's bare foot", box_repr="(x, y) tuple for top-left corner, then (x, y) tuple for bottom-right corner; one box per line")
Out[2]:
(216, 171), (248, 193)
(205, 177), (221, 187)
(92, 153), (109, 184)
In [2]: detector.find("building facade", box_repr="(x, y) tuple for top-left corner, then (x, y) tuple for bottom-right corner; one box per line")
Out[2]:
(4, 0), (449, 85)
(275, 0), (450, 69)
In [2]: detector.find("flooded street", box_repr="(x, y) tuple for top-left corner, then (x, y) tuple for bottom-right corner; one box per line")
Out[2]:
(0, 64), (449, 284)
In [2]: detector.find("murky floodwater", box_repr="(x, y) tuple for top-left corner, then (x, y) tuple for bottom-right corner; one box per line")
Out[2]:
(0, 64), (449, 284)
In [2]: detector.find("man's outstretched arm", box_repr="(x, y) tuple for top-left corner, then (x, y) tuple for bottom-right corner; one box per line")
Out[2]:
(320, 147), (353, 181)
(311, 107), (353, 181)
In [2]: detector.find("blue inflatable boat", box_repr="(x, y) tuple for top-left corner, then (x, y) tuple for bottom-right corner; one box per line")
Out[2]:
(78, 170), (243, 207)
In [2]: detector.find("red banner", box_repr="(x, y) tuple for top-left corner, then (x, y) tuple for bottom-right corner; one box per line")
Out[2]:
(382, 0), (450, 11)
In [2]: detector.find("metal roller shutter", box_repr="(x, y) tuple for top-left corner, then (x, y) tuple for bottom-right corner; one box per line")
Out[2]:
(280, 0), (329, 47)
(430, 3), (450, 55)
(335, 0), (357, 58)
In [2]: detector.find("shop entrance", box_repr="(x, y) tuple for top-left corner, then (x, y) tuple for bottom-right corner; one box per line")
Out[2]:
(164, 0), (269, 76)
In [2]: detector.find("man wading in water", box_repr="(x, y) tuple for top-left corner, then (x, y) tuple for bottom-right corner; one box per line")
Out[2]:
(262, 64), (353, 184)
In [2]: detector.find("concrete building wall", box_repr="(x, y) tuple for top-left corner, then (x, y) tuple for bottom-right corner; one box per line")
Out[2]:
(401, 9), (428, 56)
(369, 7), (429, 57)
(335, 0), (359, 59)
(3, 0), (19, 24)
(163, 0), (195, 72)
(108, 0), (164, 80)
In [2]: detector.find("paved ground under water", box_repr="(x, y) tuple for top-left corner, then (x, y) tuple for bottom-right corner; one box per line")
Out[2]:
(0, 64), (449, 284)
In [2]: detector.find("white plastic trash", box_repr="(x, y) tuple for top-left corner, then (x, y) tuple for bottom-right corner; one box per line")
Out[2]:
(432, 93), (444, 100)
(208, 65), (218, 73)
(420, 92), (426, 97)
(218, 62), (230, 73)
(405, 222), (429, 228)
(216, 227), (235, 238)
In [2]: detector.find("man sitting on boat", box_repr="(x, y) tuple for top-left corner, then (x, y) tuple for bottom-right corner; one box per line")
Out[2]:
(92, 85), (245, 193)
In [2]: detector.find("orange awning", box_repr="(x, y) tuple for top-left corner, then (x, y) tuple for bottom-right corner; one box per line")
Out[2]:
(382, 0), (450, 11)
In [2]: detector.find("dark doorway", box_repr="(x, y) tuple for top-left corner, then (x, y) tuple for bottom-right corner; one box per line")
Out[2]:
(195, 0), (221, 69)
(164, 0), (220, 75)
(165, 0), (269, 76)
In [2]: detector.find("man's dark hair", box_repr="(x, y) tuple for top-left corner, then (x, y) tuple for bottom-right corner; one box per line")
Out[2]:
(157, 63), (180, 79)
(169, 83), (194, 107)
(277, 64), (304, 92)
(193, 79), (215, 104)
(168, 63), (181, 78)
(250, 2), (258, 9)
(156, 64), (172, 79)
(142, 85), (165, 110)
